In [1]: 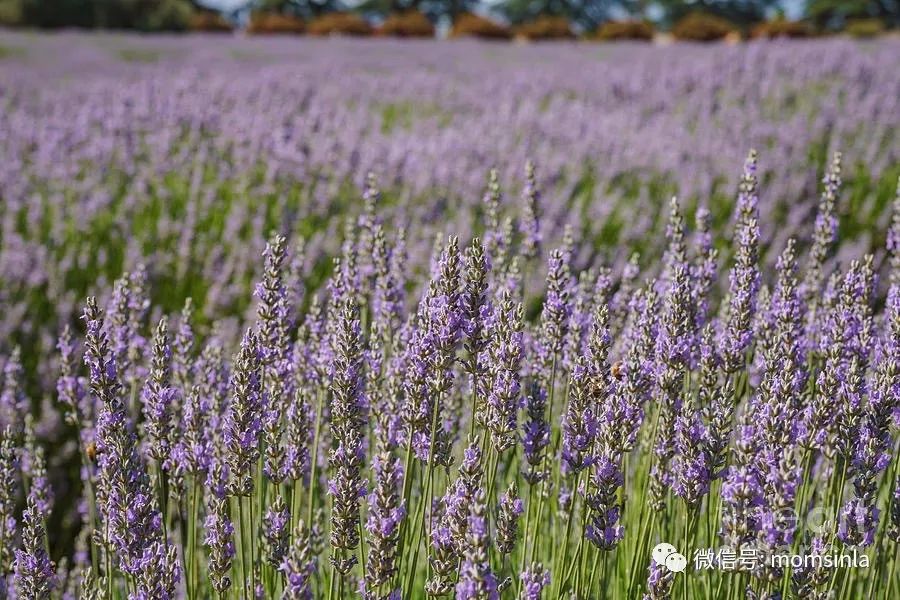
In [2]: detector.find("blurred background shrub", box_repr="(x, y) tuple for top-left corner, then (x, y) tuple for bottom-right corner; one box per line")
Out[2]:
(308, 11), (373, 35)
(845, 17), (886, 37)
(377, 10), (434, 37)
(672, 12), (736, 41)
(189, 9), (235, 32)
(0, 0), (895, 42)
(450, 12), (512, 39)
(513, 15), (574, 40)
(247, 11), (306, 33)
(594, 19), (655, 41)
(750, 17), (813, 38)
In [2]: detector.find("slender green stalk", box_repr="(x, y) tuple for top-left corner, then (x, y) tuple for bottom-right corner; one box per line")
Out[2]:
(307, 389), (325, 526)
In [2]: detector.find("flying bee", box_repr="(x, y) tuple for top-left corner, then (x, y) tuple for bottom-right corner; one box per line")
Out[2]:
(611, 361), (623, 379)
(85, 441), (97, 462)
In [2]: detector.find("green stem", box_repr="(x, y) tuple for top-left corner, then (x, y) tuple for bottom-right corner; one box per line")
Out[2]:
(517, 482), (536, 596)
(307, 389), (325, 527)
(187, 473), (199, 600)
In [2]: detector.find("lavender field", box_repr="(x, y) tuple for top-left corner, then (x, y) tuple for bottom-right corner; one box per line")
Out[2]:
(0, 31), (899, 599)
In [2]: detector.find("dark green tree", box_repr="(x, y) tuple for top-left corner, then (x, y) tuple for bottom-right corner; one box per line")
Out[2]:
(243, 0), (340, 18)
(418, 0), (479, 22)
(500, 0), (639, 28)
(354, 0), (420, 18)
(1, 0), (198, 29)
(805, 0), (899, 29)
(655, 0), (780, 26)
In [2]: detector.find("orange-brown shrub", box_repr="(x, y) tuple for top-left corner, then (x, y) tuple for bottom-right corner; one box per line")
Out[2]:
(247, 12), (305, 35)
(750, 18), (812, 39)
(450, 13), (511, 39)
(308, 12), (372, 36)
(594, 19), (654, 41)
(189, 12), (233, 33)
(514, 16), (574, 40)
(378, 11), (434, 37)
(672, 12), (735, 42)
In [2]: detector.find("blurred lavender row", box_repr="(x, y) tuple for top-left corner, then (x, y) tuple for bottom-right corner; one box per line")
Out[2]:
(1, 36), (898, 356)
(0, 31), (898, 600)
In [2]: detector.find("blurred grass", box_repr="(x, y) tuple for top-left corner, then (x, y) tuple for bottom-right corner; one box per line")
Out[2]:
(114, 47), (166, 63)
(0, 44), (25, 60)
(379, 100), (453, 133)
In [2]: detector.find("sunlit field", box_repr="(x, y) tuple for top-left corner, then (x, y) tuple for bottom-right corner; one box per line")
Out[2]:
(0, 31), (899, 599)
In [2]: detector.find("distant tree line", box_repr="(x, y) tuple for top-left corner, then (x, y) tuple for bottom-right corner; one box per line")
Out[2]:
(0, 0), (897, 33)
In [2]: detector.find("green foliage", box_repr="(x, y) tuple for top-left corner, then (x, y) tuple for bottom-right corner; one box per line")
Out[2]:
(846, 16), (887, 36)
(139, 0), (193, 31)
(1, 0), (198, 29)
(0, 44), (25, 58)
(805, 0), (898, 31)
(252, 0), (340, 19)
(500, 0), (637, 29)
(417, 0), (479, 23)
(355, 0), (422, 18)
(0, 0), (22, 25)
(655, 0), (779, 27)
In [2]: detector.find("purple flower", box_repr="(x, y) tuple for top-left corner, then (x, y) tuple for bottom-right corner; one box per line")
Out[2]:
(456, 490), (499, 600)
(204, 468), (235, 596)
(281, 520), (315, 600)
(141, 317), (177, 467)
(223, 329), (263, 497)
(0, 347), (27, 437)
(522, 381), (550, 484)
(803, 151), (842, 302)
(519, 160), (542, 261)
(13, 492), (53, 600)
(585, 453), (624, 551)
(518, 564), (550, 600)
(496, 480), (523, 555)
(720, 150), (761, 374)
(485, 290), (523, 452)
(328, 301), (366, 575)
(364, 439), (404, 594)
(83, 297), (162, 576)
(561, 357), (597, 474)
(642, 558), (674, 600)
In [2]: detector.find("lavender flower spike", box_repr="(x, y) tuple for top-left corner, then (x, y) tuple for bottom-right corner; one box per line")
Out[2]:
(365, 430), (404, 595)
(520, 160), (542, 260)
(263, 494), (290, 568)
(496, 480), (524, 555)
(83, 296), (162, 576)
(329, 301), (366, 575)
(204, 476), (235, 597)
(803, 151), (842, 302)
(142, 316), (176, 467)
(14, 492), (54, 600)
(0, 426), (17, 574)
(518, 564), (550, 600)
(721, 149), (761, 374)
(456, 489), (500, 600)
(282, 520), (315, 600)
(224, 329), (263, 497)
